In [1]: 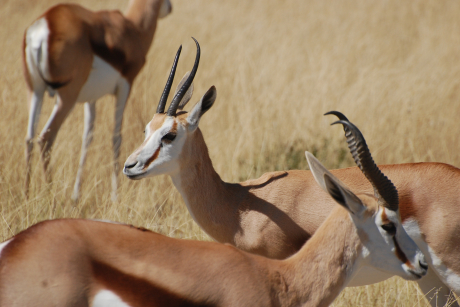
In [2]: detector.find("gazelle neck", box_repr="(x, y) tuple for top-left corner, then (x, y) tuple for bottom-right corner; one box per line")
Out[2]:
(125, 0), (162, 36)
(170, 128), (243, 243)
(274, 208), (361, 307)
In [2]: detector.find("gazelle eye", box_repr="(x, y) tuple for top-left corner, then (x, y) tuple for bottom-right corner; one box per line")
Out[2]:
(381, 223), (396, 236)
(161, 132), (177, 144)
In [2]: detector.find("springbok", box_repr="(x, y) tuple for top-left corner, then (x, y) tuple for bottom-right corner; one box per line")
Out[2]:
(0, 128), (427, 306)
(124, 40), (460, 306)
(23, 0), (172, 201)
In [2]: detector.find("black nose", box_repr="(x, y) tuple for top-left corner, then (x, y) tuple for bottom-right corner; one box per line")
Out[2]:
(419, 260), (428, 270)
(124, 161), (137, 170)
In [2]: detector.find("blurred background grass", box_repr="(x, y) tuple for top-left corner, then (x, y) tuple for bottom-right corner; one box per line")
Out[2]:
(1, 0), (460, 305)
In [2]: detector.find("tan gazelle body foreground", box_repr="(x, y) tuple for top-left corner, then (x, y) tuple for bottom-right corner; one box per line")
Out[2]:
(23, 0), (172, 201)
(0, 126), (427, 306)
(124, 41), (460, 306)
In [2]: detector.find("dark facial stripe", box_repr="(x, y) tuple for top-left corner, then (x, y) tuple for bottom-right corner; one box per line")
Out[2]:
(393, 237), (413, 268)
(142, 121), (177, 170)
(382, 209), (413, 268)
(143, 147), (161, 170)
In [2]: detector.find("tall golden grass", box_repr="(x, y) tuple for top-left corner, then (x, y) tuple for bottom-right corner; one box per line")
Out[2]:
(1, 0), (460, 305)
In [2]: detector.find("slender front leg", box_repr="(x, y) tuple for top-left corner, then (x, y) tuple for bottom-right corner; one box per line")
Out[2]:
(71, 101), (96, 201)
(38, 93), (76, 183)
(417, 267), (459, 307)
(25, 88), (45, 198)
(111, 81), (130, 202)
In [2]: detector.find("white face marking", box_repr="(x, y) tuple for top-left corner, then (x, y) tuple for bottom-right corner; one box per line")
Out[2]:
(145, 117), (186, 175)
(93, 290), (131, 307)
(352, 207), (426, 281)
(401, 218), (427, 253)
(25, 18), (50, 85)
(76, 56), (126, 102)
(144, 124), (151, 141)
(124, 116), (187, 179)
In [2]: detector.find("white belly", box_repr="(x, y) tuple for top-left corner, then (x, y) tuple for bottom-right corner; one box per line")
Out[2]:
(92, 290), (131, 307)
(76, 55), (125, 102)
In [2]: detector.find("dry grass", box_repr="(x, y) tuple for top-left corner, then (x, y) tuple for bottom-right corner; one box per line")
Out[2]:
(1, 0), (460, 305)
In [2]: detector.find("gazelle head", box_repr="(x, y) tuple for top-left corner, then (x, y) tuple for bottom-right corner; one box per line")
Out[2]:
(123, 38), (216, 179)
(307, 112), (427, 280)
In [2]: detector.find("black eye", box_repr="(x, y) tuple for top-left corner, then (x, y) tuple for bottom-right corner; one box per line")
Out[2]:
(161, 132), (176, 144)
(381, 223), (396, 236)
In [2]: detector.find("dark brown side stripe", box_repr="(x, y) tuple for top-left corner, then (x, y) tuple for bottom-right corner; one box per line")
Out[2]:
(143, 147), (161, 170)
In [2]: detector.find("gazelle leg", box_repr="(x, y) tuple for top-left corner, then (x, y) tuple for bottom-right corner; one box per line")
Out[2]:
(417, 267), (459, 307)
(38, 94), (76, 182)
(111, 81), (130, 202)
(25, 88), (45, 197)
(71, 101), (96, 201)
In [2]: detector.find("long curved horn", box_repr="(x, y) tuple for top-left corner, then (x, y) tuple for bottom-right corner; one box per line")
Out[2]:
(167, 37), (200, 116)
(157, 45), (182, 114)
(325, 111), (350, 134)
(331, 119), (399, 211)
(324, 110), (349, 121)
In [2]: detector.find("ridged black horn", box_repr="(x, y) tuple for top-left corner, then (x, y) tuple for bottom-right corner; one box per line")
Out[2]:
(167, 37), (200, 116)
(331, 119), (399, 211)
(157, 45), (182, 114)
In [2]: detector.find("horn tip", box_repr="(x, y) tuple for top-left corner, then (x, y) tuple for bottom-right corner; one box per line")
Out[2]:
(331, 120), (348, 127)
(324, 110), (349, 121)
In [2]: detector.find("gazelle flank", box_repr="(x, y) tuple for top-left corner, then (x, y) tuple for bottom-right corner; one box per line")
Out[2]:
(124, 41), (460, 306)
(0, 142), (426, 306)
(23, 0), (171, 201)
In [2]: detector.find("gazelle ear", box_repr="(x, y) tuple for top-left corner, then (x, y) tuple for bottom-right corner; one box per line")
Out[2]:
(305, 152), (365, 215)
(174, 72), (194, 110)
(187, 86), (217, 131)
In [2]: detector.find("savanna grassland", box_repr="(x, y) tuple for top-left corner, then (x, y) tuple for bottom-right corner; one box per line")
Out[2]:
(1, 0), (460, 305)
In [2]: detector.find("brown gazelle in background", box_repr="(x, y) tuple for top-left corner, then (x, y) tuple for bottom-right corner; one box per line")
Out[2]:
(0, 120), (427, 306)
(23, 0), (172, 201)
(124, 40), (460, 306)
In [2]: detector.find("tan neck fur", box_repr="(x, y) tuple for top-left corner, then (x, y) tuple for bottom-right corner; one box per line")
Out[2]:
(171, 128), (244, 243)
(271, 207), (360, 306)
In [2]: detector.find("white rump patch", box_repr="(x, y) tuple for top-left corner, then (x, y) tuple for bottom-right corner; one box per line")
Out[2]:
(25, 17), (50, 86)
(93, 290), (131, 307)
